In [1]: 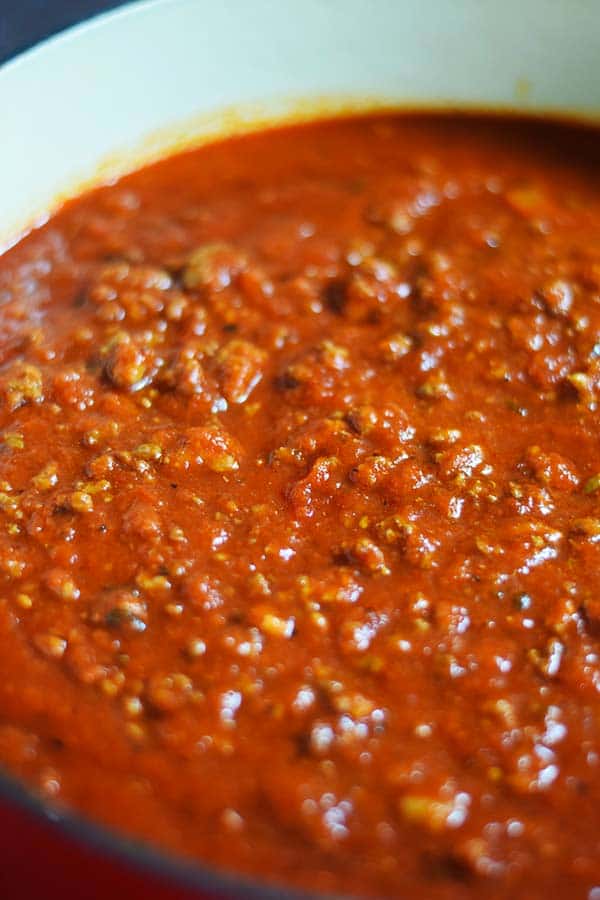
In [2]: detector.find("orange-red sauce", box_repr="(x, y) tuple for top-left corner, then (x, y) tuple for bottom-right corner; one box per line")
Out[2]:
(0, 114), (599, 898)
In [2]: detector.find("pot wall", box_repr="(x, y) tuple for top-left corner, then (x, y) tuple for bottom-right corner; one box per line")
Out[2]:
(1, 0), (599, 246)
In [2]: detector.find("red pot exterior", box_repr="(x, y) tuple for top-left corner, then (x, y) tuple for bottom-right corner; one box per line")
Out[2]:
(0, 801), (219, 900)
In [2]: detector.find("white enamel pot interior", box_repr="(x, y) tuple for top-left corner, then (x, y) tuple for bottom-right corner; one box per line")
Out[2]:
(1, 0), (600, 249)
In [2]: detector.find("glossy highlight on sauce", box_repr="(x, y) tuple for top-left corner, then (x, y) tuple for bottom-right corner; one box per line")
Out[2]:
(0, 113), (599, 898)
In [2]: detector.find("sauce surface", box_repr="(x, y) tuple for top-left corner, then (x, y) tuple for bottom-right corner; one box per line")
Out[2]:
(0, 114), (599, 899)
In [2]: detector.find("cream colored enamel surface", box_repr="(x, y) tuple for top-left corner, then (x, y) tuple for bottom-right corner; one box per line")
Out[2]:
(1, 0), (599, 246)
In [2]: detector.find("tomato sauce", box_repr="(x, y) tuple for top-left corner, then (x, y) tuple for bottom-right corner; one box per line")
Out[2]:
(0, 114), (599, 898)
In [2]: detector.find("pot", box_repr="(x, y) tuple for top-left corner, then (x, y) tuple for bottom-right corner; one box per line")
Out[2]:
(0, 1), (598, 897)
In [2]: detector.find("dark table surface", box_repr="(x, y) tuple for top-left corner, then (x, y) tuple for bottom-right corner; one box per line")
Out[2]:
(0, 0), (127, 64)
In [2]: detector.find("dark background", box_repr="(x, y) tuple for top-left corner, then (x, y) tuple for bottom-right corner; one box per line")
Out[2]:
(0, 0), (127, 64)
